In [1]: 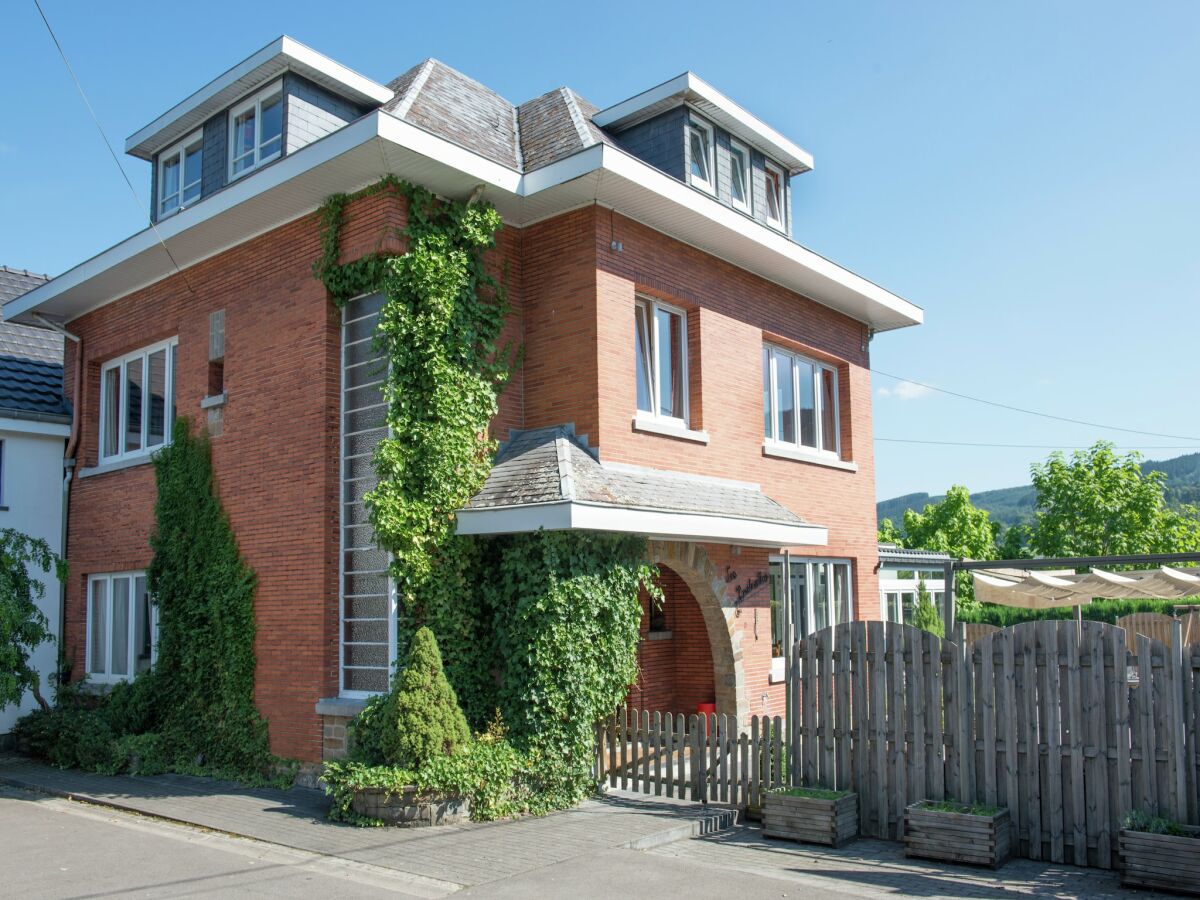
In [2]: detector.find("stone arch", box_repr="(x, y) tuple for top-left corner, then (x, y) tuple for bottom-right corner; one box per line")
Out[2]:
(646, 540), (748, 725)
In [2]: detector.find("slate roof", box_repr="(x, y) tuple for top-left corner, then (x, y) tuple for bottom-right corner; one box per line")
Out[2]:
(383, 60), (614, 174)
(0, 355), (70, 421)
(878, 544), (953, 564)
(466, 424), (811, 527)
(0, 266), (68, 421)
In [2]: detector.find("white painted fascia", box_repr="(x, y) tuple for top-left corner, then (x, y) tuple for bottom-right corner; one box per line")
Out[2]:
(593, 72), (814, 174)
(376, 113), (522, 193)
(0, 417), (71, 438)
(455, 500), (828, 548)
(125, 35), (393, 158)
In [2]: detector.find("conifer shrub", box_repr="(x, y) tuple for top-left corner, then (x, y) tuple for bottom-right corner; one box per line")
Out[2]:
(913, 576), (945, 637)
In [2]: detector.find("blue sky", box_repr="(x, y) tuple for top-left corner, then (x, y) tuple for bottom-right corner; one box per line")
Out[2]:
(5, 2), (1199, 501)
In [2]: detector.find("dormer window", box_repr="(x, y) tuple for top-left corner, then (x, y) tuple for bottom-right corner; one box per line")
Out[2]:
(764, 160), (786, 229)
(229, 82), (283, 179)
(158, 132), (202, 218)
(687, 117), (715, 194)
(729, 138), (751, 214)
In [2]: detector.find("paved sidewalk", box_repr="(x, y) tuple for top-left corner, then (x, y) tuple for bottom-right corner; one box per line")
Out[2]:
(0, 756), (731, 892)
(652, 824), (1171, 899)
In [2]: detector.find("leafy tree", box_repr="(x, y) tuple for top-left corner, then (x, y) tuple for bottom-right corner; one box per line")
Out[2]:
(0, 529), (66, 712)
(912, 576), (945, 637)
(877, 518), (904, 545)
(1027, 442), (1200, 558)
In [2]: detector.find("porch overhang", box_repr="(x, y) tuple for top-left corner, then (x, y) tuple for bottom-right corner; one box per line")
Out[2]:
(455, 499), (828, 549)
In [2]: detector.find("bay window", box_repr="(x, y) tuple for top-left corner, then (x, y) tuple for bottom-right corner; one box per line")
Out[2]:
(87, 572), (156, 683)
(763, 344), (840, 457)
(158, 131), (202, 218)
(770, 558), (853, 675)
(687, 117), (715, 194)
(100, 338), (177, 463)
(635, 297), (689, 425)
(229, 82), (283, 179)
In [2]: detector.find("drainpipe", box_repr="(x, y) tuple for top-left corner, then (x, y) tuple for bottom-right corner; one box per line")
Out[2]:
(35, 313), (81, 694)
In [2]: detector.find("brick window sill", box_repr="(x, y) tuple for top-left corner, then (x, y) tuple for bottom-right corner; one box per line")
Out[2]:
(632, 414), (709, 445)
(762, 442), (857, 472)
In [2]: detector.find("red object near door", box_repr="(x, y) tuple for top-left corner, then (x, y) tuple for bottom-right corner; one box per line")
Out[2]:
(697, 702), (716, 735)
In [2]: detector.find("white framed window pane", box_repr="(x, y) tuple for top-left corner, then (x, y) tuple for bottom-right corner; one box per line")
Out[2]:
(160, 156), (180, 214)
(111, 577), (130, 676)
(635, 303), (653, 413)
(125, 358), (144, 453)
(820, 367), (838, 453)
(655, 306), (684, 419)
(730, 148), (748, 206)
(762, 347), (771, 439)
(260, 94), (283, 159)
(798, 359), (816, 448)
(790, 561), (809, 636)
(833, 563), (851, 626)
(772, 351), (795, 444)
(765, 169), (782, 223)
(134, 576), (152, 674)
(146, 349), (167, 447)
(89, 580), (107, 674)
(232, 108), (256, 173)
(182, 143), (202, 204)
(689, 127), (710, 184)
(769, 561), (784, 657)
(813, 563), (831, 632)
(103, 367), (121, 458)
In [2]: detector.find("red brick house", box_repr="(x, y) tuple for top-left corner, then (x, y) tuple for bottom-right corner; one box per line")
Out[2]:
(8, 37), (922, 763)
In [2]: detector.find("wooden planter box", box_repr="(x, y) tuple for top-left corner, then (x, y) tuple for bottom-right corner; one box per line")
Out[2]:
(1119, 826), (1200, 894)
(762, 790), (858, 847)
(351, 786), (470, 826)
(904, 802), (1010, 868)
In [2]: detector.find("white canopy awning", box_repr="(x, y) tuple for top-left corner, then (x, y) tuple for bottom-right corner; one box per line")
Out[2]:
(974, 566), (1200, 609)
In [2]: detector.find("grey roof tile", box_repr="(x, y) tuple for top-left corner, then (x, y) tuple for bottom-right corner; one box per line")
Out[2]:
(0, 266), (49, 305)
(467, 424), (809, 527)
(0, 266), (63, 365)
(0, 355), (70, 420)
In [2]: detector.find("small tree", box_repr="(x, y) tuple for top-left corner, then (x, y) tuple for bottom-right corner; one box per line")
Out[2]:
(375, 626), (470, 770)
(0, 529), (66, 711)
(912, 576), (945, 638)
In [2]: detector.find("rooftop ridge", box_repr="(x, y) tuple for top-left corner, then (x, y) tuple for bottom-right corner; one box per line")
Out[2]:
(558, 87), (595, 149)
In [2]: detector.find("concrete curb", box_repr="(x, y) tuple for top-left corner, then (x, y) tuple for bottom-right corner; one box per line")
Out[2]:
(621, 805), (739, 850)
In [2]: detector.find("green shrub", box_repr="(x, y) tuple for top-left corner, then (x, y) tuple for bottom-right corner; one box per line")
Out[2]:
(1123, 809), (1192, 837)
(913, 576), (945, 637)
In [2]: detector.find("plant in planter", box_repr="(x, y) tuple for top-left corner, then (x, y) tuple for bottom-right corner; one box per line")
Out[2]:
(904, 800), (1010, 868)
(1118, 810), (1200, 893)
(763, 786), (858, 847)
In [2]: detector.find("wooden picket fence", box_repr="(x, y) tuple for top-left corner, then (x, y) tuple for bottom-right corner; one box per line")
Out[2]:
(786, 619), (1200, 870)
(594, 707), (787, 809)
(596, 619), (1200, 872)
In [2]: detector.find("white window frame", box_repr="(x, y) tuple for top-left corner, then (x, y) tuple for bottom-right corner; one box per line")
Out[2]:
(99, 338), (178, 464)
(879, 566), (947, 625)
(635, 296), (689, 427)
(227, 81), (284, 181)
(763, 343), (841, 458)
(728, 137), (752, 214)
(769, 557), (854, 679)
(764, 159), (786, 229)
(85, 571), (156, 684)
(686, 116), (716, 195)
(157, 130), (203, 219)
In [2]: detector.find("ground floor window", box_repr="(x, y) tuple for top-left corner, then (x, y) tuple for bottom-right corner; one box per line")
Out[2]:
(770, 557), (853, 661)
(87, 572), (155, 683)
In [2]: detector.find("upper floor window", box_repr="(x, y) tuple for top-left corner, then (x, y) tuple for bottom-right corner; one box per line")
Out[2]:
(763, 344), (839, 456)
(687, 117), (715, 194)
(229, 82), (283, 179)
(87, 571), (156, 683)
(764, 160), (786, 229)
(635, 297), (688, 425)
(729, 138), (751, 214)
(100, 338), (177, 464)
(158, 132), (203, 218)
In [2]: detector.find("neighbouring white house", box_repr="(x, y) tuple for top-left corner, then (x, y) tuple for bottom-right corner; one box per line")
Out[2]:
(0, 267), (69, 741)
(878, 543), (951, 627)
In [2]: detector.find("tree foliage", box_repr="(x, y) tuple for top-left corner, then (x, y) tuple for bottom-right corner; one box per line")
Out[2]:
(912, 576), (944, 637)
(1027, 442), (1200, 558)
(0, 529), (66, 712)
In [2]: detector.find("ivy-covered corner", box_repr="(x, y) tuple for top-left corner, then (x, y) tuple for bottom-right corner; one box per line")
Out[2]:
(314, 178), (661, 819)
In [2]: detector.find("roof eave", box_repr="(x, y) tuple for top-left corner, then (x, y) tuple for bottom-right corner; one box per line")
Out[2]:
(124, 35), (394, 160)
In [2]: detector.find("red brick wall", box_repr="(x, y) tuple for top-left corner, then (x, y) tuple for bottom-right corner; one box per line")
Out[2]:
(628, 566), (715, 714)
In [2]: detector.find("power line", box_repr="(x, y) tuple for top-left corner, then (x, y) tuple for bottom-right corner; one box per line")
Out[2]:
(875, 437), (1200, 451)
(872, 368), (1200, 442)
(32, 0), (194, 295)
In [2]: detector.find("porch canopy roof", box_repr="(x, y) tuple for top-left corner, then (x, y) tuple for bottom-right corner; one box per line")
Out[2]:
(455, 424), (828, 549)
(973, 566), (1200, 609)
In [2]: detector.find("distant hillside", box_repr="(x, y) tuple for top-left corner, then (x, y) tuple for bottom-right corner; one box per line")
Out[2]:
(878, 452), (1200, 530)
